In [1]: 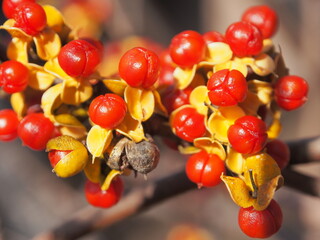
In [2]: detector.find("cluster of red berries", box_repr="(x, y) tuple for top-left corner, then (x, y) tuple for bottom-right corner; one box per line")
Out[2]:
(160, 5), (307, 239)
(0, 2), (309, 238)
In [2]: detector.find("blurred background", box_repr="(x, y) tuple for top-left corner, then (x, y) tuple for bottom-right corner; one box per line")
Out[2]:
(0, 0), (320, 239)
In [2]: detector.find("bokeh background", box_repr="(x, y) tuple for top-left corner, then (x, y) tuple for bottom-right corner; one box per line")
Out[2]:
(1, 0), (320, 239)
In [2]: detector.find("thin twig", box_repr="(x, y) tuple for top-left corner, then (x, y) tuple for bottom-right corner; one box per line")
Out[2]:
(32, 170), (195, 240)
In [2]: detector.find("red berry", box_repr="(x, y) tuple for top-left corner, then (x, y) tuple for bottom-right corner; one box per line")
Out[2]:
(169, 30), (206, 67)
(274, 75), (308, 111)
(186, 150), (225, 188)
(58, 39), (102, 78)
(0, 60), (29, 94)
(0, 109), (20, 141)
(163, 87), (192, 114)
(242, 5), (278, 39)
(85, 177), (124, 208)
(228, 115), (267, 154)
(13, 2), (47, 36)
(225, 21), (263, 57)
(2, 0), (35, 19)
(266, 139), (290, 170)
(238, 199), (283, 238)
(88, 94), (127, 129)
(18, 113), (55, 150)
(48, 150), (72, 168)
(118, 47), (160, 89)
(203, 31), (225, 44)
(207, 69), (247, 106)
(172, 107), (206, 142)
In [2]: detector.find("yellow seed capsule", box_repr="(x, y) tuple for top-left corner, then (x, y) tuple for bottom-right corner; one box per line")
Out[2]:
(47, 135), (89, 178)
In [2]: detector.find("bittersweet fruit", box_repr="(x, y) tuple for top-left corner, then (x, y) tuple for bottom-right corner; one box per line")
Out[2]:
(274, 75), (308, 111)
(228, 115), (267, 154)
(238, 199), (283, 238)
(88, 94), (127, 129)
(207, 69), (247, 106)
(58, 39), (102, 78)
(118, 47), (160, 89)
(242, 5), (278, 39)
(18, 113), (55, 150)
(225, 21), (263, 57)
(13, 2), (47, 36)
(169, 30), (206, 67)
(0, 109), (20, 141)
(172, 107), (206, 142)
(186, 150), (225, 188)
(0, 60), (29, 94)
(85, 177), (124, 208)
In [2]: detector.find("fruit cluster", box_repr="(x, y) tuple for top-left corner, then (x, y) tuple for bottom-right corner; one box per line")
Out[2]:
(161, 5), (307, 238)
(0, 2), (308, 239)
(0, 0), (163, 209)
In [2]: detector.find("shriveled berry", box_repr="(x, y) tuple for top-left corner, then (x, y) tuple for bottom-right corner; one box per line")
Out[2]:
(88, 94), (127, 129)
(0, 109), (20, 141)
(172, 107), (206, 142)
(207, 69), (247, 106)
(2, 0), (35, 19)
(228, 115), (267, 154)
(274, 75), (308, 111)
(242, 5), (278, 39)
(18, 113), (55, 150)
(239, 199), (283, 238)
(169, 30), (206, 67)
(0, 60), (29, 94)
(186, 150), (226, 188)
(85, 177), (124, 208)
(225, 21), (263, 57)
(13, 2), (47, 36)
(58, 39), (102, 78)
(118, 47), (160, 89)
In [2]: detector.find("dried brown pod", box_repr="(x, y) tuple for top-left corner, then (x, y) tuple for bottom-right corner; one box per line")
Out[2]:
(107, 136), (160, 174)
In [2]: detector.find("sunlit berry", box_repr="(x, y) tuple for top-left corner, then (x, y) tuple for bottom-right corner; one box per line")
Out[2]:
(118, 47), (160, 89)
(207, 69), (247, 106)
(266, 139), (290, 170)
(242, 5), (278, 39)
(0, 60), (29, 94)
(0, 109), (20, 141)
(274, 75), (308, 111)
(13, 2), (47, 36)
(172, 107), (206, 142)
(169, 30), (206, 67)
(239, 199), (283, 238)
(2, 0), (35, 19)
(58, 39), (102, 78)
(228, 115), (267, 154)
(186, 150), (225, 188)
(225, 21), (263, 57)
(88, 94), (127, 129)
(85, 177), (124, 208)
(18, 113), (55, 150)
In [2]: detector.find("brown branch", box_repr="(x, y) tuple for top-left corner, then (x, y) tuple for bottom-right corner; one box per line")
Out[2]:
(32, 170), (195, 240)
(282, 168), (320, 197)
(287, 136), (320, 164)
